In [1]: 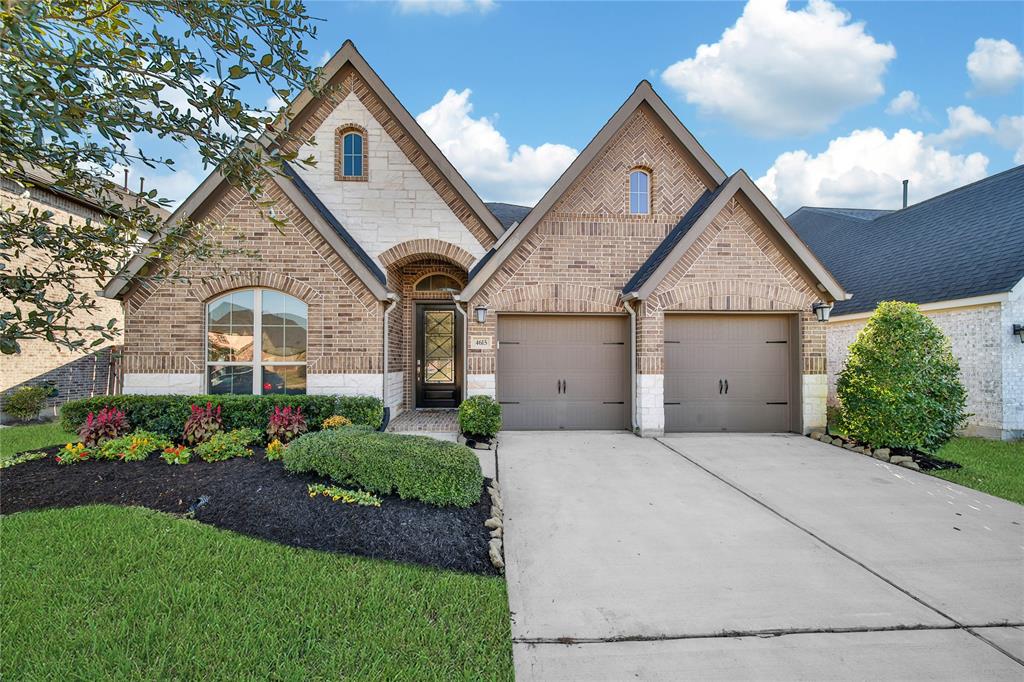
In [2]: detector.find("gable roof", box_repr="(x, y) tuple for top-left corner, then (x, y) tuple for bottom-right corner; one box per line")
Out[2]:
(623, 171), (847, 302)
(103, 39), (503, 300)
(485, 202), (531, 230)
(460, 80), (728, 301)
(101, 145), (390, 301)
(789, 164), (1024, 316)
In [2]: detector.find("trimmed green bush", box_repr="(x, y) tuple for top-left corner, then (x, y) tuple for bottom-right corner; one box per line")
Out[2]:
(458, 396), (502, 438)
(2, 386), (49, 422)
(283, 428), (483, 508)
(61, 394), (383, 438)
(837, 301), (969, 451)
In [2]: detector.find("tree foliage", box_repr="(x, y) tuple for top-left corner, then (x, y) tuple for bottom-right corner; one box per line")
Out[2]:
(837, 301), (968, 451)
(0, 0), (322, 354)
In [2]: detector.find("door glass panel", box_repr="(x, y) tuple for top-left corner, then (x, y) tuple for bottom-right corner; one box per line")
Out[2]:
(424, 310), (455, 384)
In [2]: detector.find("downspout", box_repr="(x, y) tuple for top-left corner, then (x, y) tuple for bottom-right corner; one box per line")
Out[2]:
(382, 293), (399, 423)
(622, 293), (640, 434)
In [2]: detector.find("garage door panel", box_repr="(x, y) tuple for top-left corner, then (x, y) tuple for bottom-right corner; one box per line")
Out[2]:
(497, 315), (628, 430)
(665, 314), (793, 433)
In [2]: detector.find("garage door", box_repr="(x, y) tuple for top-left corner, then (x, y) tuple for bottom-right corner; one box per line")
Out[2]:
(665, 314), (793, 432)
(497, 315), (629, 430)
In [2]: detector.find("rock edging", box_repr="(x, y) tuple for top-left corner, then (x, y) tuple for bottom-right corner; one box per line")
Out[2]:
(808, 432), (922, 470)
(485, 480), (504, 572)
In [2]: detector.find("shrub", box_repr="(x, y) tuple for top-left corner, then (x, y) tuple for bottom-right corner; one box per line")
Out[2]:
(78, 407), (129, 448)
(61, 394), (382, 437)
(837, 301), (969, 451)
(265, 438), (285, 461)
(183, 403), (223, 445)
(283, 429), (483, 507)
(267, 406), (307, 443)
(458, 396), (502, 438)
(96, 431), (173, 461)
(195, 428), (261, 462)
(56, 442), (90, 465)
(161, 444), (191, 465)
(321, 414), (352, 430)
(2, 386), (49, 422)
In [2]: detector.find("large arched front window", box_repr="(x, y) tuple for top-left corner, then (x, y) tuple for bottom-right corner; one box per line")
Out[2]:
(206, 289), (307, 395)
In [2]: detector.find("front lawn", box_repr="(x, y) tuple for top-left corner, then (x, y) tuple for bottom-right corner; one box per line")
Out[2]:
(0, 421), (75, 461)
(1, 505), (513, 680)
(929, 437), (1024, 505)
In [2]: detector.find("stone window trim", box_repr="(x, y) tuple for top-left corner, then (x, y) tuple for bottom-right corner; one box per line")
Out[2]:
(335, 124), (369, 182)
(627, 166), (653, 216)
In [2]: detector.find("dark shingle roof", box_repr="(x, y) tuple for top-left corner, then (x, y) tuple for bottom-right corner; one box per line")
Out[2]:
(622, 181), (728, 294)
(485, 202), (532, 230)
(282, 163), (386, 285)
(788, 165), (1024, 315)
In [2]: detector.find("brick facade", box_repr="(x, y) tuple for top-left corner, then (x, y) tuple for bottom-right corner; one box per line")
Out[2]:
(1, 182), (122, 421)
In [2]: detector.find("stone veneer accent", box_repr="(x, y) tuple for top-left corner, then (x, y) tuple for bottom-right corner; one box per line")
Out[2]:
(290, 66), (494, 266)
(828, 299), (1023, 440)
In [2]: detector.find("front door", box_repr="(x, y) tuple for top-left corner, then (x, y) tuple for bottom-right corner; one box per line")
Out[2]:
(416, 303), (462, 408)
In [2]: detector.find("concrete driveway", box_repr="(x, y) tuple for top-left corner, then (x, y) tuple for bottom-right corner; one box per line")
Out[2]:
(498, 432), (1024, 681)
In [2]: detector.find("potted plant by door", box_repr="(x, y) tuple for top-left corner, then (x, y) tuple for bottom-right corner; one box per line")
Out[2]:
(458, 396), (502, 450)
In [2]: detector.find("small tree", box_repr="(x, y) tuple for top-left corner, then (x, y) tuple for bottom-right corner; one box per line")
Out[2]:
(837, 301), (968, 451)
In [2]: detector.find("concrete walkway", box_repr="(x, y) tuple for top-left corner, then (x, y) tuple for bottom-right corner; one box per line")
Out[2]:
(498, 432), (1024, 681)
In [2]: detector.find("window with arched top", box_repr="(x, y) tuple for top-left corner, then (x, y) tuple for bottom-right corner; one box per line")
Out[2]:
(206, 289), (307, 395)
(629, 169), (650, 215)
(414, 273), (461, 293)
(335, 125), (368, 181)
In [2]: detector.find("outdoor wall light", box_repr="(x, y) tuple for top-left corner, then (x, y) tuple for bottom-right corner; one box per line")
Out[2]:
(474, 305), (488, 324)
(1014, 324), (1024, 344)
(812, 302), (832, 323)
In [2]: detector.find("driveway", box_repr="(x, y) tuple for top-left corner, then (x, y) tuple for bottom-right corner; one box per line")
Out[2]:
(498, 432), (1024, 681)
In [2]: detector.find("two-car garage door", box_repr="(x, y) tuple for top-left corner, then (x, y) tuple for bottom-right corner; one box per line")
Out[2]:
(495, 313), (794, 432)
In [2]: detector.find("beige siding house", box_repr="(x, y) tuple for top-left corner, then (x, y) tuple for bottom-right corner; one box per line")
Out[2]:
(104, 41), (847, 437)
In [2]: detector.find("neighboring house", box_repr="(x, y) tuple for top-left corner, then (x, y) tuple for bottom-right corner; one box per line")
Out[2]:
(0, 166), (168, 422)
(102, 40), (847, 437)
(789, 166), (1024, 440)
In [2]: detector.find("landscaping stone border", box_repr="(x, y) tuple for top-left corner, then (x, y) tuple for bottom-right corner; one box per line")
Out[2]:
(808, 432), (921, 470)
(485, 480), (504, 572)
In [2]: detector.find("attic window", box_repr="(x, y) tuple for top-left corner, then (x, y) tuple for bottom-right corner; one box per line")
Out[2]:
(335, 124), (368, 181)
(629, 169), (650, 215)
(415, 274), (461, 293)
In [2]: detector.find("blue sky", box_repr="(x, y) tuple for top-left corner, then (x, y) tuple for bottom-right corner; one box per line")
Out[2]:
(146, 0), (1024, 214)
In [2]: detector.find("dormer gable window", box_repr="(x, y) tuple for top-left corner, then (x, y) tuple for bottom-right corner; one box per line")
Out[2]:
(629, 169), (651, 215)
(335, 124), (368, 181)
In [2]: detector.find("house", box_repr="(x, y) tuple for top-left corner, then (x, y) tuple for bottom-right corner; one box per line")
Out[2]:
(0, 165), (168, 422)
(102, 40), (847, 437)
(789, 166), (1024, 440)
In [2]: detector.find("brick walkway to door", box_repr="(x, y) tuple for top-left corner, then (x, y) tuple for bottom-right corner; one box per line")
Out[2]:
(386, 409), (459, 433)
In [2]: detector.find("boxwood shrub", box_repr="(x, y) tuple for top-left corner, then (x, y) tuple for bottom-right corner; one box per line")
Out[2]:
(283, 428), (483, 508)
(61, 394), (384, 438)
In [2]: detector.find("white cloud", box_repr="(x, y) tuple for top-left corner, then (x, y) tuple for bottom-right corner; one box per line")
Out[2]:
(416, 88), (577, 205)
(994, 115), (1024, 164)
(756, 127), (989, 213)
(966, 38), (1024, 95)
(885, 90), (920, 115)
(397, 0), (493, 15)
(661, 0), (895, 137)
(927, 105), (993, 146)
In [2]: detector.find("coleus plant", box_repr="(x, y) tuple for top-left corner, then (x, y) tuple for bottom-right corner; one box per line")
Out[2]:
(183, 402), (223, 445)
(78, 407), (129, 447)
(267, 406), (307, 443)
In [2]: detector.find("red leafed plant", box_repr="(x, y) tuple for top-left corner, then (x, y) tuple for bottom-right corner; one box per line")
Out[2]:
(78, 407), (129, 447)
(183, 402), (223, 445)
(267, 406), (307, 443)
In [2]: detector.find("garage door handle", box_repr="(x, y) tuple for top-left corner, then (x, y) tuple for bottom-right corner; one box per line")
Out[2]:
(724, 379), (729, 395)
(719, 379), (723, 394)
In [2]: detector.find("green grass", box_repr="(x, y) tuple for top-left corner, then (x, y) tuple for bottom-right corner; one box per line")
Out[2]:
(1, 505), (513, 680)
(929, 437), (1024, 505)
(0, 421), (76, 461)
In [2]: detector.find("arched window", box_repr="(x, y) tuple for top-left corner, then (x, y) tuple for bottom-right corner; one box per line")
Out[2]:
(335, 125), (368, 181)
(629, 169), (650, 215)
(206, 289), (307, 395)
(414, 273), (461, 293)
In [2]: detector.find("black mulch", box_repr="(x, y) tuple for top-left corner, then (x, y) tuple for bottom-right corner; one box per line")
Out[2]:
(892, 448), (962, 471)
(0, 446), (498, 575)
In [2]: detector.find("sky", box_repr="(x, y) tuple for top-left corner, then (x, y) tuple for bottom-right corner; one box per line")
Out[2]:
(142, 0), (1024, 215)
